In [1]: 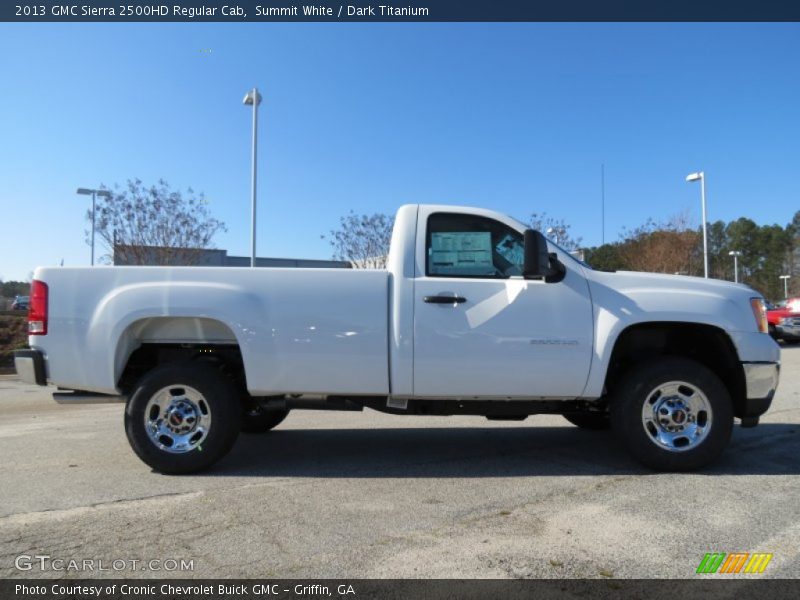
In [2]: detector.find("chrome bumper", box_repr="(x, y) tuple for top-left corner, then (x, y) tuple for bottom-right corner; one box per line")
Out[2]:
(776, 323), (800, 338)
(743, 362), (780, 400)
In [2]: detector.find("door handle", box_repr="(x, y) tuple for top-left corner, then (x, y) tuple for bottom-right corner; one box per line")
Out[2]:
(424, 295), (467, 305)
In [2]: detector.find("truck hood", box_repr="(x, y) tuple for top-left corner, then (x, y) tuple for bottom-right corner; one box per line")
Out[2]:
(583, 268), (761, 333)
(588, 269), (754, 297)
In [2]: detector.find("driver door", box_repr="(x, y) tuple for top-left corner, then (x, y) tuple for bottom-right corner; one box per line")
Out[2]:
(412, 210), (594, 398)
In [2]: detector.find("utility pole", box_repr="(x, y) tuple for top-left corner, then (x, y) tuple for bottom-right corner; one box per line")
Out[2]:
(243, 88), (263, 267)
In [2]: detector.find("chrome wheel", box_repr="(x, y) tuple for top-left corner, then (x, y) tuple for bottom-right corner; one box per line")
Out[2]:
(143, 385), (212, 454)
(640, 381), (712, 452)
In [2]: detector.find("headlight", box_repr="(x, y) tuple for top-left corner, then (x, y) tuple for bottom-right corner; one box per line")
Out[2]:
(780, 317), (793, 326)
(750, 298), (768, 333)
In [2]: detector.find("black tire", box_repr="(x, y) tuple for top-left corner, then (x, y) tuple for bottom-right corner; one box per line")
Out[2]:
(610, 357), (733, 472)
(125, 362), (241, 474)
(768, 324), (778, 340)
(563, 412), (611, 430)
(241, 406), (289, 433)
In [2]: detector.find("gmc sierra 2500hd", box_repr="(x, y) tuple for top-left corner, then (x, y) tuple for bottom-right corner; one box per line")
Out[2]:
(15, 204), (780, 473)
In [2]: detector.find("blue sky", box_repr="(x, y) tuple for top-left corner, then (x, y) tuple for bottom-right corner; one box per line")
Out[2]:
(0, 23), (798, 280)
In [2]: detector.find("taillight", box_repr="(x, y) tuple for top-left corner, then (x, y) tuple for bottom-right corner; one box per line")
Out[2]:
(28, 280), (48, 335)
(749, 297), (768, 334)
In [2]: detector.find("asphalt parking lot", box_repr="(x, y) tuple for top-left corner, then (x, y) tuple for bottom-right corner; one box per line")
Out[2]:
(0, 345), (798, 580)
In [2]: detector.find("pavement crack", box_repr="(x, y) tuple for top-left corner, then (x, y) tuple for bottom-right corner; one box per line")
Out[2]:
(0, 490), (203, 526)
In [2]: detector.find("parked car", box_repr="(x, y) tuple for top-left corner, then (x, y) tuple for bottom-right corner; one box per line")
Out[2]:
(767, 300), (800, 343)
(10, 295), (29, 311)
(770, 298), (800, 312)
(14, 203), (780, 474)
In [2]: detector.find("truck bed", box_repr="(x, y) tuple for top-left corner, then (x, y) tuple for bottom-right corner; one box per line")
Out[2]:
(32, 266), (390, 396)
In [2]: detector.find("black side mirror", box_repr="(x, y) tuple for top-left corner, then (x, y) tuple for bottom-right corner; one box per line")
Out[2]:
(522, 229), (551, 279)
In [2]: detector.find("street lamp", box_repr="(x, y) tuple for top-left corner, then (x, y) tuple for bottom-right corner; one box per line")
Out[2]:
(243, 87), (263, 267)
(686, 171), (709, 278)
(546, 227), (559, 244)
(780, 274), (791, 299)
(728, 250), (742, 283)
(76, 187), (112, 266)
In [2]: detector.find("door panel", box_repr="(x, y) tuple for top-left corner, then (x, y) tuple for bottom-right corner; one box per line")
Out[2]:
(413, 273), (593, 397)
(412, 210), (593, 398)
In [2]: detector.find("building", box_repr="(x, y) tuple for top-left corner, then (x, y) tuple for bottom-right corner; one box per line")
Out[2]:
(113, 245), (351, 269)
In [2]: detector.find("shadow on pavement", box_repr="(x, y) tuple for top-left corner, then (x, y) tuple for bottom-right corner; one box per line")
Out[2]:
(213, 422), (800, 478)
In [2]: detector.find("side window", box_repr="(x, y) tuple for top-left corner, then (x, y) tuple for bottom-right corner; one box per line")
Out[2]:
(426, 213), (525, 278)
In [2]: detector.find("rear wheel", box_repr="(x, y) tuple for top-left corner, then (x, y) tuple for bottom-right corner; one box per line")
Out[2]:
(610, 357), (733, 471)
(563, 413), (611, 430)
(125, 363), (241, 474)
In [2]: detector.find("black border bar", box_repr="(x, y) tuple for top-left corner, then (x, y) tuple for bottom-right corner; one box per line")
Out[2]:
(3, 1), (800, 22)
(4, 579), (800, 600)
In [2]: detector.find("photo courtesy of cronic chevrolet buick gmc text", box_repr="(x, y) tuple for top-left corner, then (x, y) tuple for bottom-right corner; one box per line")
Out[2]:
(14, 204), (780, 474)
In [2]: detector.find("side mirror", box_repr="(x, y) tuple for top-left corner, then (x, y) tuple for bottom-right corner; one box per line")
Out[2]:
(522, 229), (551, 279)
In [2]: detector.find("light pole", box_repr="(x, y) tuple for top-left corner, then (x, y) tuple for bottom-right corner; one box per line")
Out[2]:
(77, 188), (112, 265)
(728, 250), (742, 283)
(243, 87), (262, 267)
(780, 275), (791, 299)
(686, 171), (708, 278)
(546, 227), (559, 244)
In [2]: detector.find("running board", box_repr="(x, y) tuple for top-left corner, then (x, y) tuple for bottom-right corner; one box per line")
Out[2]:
(53, 392), (127, 404)
(256, 396), (365, 411)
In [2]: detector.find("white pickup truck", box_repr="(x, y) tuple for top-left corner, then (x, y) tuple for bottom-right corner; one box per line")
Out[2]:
(15, 204), (780, 474)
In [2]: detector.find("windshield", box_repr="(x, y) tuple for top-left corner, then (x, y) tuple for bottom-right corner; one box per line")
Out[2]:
(550, 240), (593, 270)
(502, 214), (593, 271)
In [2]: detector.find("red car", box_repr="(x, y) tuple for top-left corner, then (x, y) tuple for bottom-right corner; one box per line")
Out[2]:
(767, 298), (800, 343)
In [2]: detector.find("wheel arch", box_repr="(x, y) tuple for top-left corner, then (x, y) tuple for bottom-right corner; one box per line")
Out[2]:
(79, 280), (267, 394)
(114, 317), (246, 394)
(601, 322), (747, 418)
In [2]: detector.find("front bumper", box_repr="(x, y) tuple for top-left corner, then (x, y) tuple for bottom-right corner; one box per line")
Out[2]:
(13, 349), (46, 386)
(740, 362), (780, 419)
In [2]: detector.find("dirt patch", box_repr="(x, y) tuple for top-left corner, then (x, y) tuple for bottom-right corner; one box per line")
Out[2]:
(0, 315), (27, 371)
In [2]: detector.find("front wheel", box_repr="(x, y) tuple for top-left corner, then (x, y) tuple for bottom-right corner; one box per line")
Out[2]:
(610, 357), (733, 471)
(125, 362), (241, 474)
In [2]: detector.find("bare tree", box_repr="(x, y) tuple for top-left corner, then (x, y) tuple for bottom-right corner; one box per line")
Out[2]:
(325, 212), (394, 269)
(618, 211), (701, 275)
(87, 179), (226, 265)
(528, 212), (582, 251)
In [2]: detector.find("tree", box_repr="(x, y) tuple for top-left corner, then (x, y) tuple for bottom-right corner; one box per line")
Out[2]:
(0, 280), (29, 299)
(617, 212), (701, 276)
(87, 179), (226, 266)
(591, 211), (792, 300)
(750, 223), (792, 300)
(325, 212), (394, 269)
(706, 220), (730, 280)
(785, 210), (800, 297)
(715, 218), (787, 299)
(528, 212), (582, 252)
(583, 243), (626, 272)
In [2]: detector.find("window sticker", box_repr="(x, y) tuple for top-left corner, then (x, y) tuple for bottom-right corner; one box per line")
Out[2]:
(430, 231), (493, 274)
